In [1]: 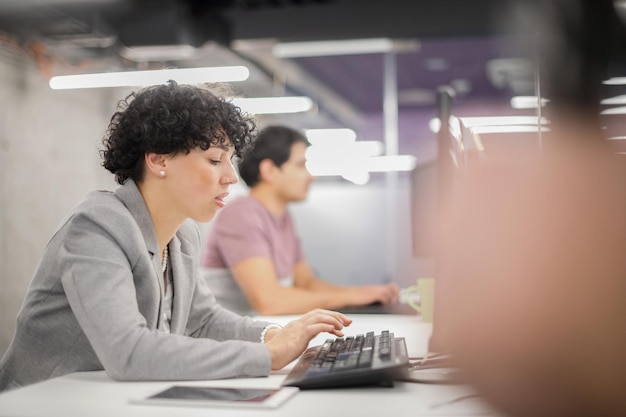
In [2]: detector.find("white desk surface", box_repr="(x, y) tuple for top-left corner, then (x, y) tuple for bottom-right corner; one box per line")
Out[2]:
(0, 314), (503, 417)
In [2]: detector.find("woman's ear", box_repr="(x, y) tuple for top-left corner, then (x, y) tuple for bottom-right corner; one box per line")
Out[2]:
(145, 153), (167, 178)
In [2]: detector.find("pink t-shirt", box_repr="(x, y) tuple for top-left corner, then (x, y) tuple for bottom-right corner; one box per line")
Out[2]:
(202, 195), (305, 282)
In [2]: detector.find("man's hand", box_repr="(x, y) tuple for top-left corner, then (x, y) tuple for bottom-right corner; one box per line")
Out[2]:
(346, 282), (400, 306)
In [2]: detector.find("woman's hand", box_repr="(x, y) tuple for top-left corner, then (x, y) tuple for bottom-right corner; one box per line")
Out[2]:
(263, 309), (352, 370)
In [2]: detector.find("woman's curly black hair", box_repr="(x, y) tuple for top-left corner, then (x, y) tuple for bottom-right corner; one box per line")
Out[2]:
(101, 80), (256, 185)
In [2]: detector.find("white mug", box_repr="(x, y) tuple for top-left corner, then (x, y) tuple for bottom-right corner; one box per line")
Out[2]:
(404, 277), (435, 322)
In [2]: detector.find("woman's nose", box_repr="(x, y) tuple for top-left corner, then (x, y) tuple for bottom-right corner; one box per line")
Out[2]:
(224, 160), (239, 185)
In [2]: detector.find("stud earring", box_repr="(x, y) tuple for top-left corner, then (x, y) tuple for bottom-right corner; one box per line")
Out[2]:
(159, 170), (166, 177)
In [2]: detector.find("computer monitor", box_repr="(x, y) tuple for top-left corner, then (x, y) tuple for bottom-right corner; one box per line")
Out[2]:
(417, 87), (460, 354)
(410, 160), (438, 259)
(410, 117), (468, 260)
(421, 107), (544, 354)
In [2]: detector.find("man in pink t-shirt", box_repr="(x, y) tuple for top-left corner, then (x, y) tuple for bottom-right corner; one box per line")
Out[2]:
(201, 125), (399, 316)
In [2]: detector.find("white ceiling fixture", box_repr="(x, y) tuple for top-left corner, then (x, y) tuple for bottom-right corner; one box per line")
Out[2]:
(510, 95), (549, 109)
(49, 66), (250, 89)
(365, 155), (417, 172)
(429, 115), (548, 134)
(601, 106), (626, 115)
(119, 45), (200, 62)
(460, 115), (548, 127)
(601, 95), (626, 105)
(305, 128), (356, 143)
(470, 125), (550, 135)
(463, 115), (548, 136)
(305, 128), (383, 158)
(272, 38), (419, 58)
(304, 128), (415, 184)
(231, 96), (314, 114)
(307, 154), (416, 181)
(603, 77), (626, 85)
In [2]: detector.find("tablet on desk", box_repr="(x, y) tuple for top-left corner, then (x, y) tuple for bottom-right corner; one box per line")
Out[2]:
(131, 386), (299, 409)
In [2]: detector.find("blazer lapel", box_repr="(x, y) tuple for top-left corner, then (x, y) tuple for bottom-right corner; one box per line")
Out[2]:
(114, 179), (164, 325)
(168, 236), (194, 334)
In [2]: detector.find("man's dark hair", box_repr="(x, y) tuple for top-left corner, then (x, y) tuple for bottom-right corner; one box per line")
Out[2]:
(101, 80), (256, 185)
(238, 125), (310, 188)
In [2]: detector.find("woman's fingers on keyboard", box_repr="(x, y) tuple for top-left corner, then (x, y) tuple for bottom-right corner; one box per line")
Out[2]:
(280, 310), (347, 340)
(288, 310), (351, 341)
(266, 312), (349, 369)
(303, 309), (352, 328)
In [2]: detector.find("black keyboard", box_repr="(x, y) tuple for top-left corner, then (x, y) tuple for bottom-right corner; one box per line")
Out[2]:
(281, 330), (409, 389)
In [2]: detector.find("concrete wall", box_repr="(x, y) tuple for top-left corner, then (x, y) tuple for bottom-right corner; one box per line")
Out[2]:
(0, 52), (118, 354)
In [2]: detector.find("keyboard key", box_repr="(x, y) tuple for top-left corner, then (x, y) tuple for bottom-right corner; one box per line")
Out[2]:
(304, 366), (332, 378)
(378, 346), (391, 359)
(358, 349), (373, 368)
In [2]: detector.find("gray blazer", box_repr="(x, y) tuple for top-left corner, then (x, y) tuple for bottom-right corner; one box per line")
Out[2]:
(0, 180), (272, 392)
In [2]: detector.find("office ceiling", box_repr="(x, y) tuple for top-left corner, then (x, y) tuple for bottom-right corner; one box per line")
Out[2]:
(1, 0), (625, 148)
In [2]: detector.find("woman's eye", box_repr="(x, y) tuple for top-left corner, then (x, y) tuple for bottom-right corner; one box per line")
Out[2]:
(210, 159), (221, 165)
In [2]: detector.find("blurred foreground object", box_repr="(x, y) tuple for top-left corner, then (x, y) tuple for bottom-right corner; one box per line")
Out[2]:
(437, 132), (626, 417)
(433, 1), (626, 415)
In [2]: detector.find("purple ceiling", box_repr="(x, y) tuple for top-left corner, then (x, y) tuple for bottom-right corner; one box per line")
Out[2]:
(291, 36), (525, 115)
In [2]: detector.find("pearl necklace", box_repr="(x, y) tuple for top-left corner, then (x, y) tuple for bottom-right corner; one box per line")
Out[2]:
(161, 245), (168, 273)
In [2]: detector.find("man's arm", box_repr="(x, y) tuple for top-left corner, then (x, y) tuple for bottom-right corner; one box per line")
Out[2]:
(231, 258), (398, 315)
(293, 261), (349, 291)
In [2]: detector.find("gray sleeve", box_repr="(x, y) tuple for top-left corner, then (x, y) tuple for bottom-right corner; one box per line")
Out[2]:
(60, 209), (272, 382)
(185, 275), (274, 342)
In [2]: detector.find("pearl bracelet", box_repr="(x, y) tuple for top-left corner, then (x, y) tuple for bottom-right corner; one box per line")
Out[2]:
(260, 324), (283, 344)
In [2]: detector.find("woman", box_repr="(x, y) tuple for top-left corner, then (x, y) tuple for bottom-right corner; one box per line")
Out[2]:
(0, 81), (350, 392)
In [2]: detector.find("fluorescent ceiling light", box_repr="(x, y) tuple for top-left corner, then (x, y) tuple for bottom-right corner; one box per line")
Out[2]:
(307, 155), (416, 176)
(429, 115), (547, 133)
(356, 141), (385, 157)
(470, 125), (550, 134)
(510, 96), (548, 109)
(601, 95), (626, 105)
(306, 129), (358, 153)
(601, 106), (626, 115)
(307, 140), (384, 159)
(460, 116), (548, 127)
(273, 38), (419, 58)
(49, 66), (250, 90)
(366, 155), (417, 172)
(341, 171), (370, 185)
(305, 129), (384, 157)
(603, 77), (626, 85)
(119, 45), (198, 62)
(231, 96), (313, 114)
(303, 127), (410, 182)
(305, 128), (357, 142)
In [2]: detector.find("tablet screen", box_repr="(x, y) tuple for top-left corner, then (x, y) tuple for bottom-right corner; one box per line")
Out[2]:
(133, 386), (299, 409)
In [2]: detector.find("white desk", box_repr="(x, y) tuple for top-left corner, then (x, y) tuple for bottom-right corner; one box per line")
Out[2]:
(0, 314), (502, 417)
